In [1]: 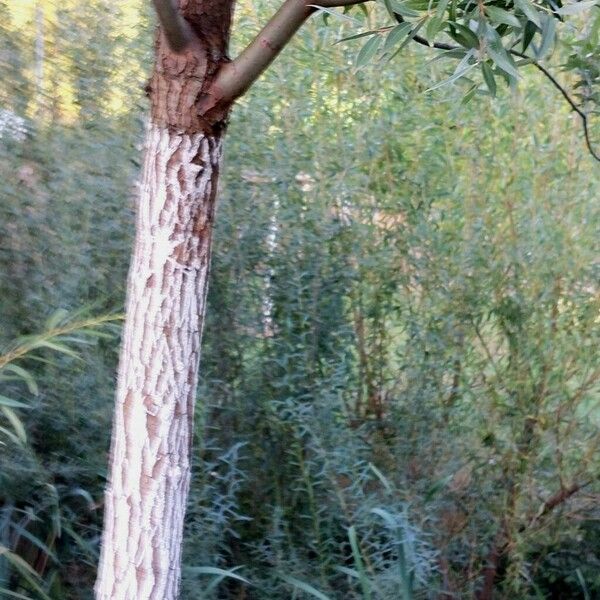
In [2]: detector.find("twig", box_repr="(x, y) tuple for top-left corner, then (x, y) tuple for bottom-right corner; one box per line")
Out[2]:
(530, 480), (592, 526)
(393, 14), (600, 162)
(511, 50), (600, 162)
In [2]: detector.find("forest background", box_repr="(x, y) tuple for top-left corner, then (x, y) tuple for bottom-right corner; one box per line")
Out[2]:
(1, 0), (599, 598)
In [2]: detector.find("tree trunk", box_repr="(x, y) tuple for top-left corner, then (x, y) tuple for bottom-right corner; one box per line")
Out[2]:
(95, 3), (233, 596)
(94, 0), (364, 595)
(95, 125), (222, 600)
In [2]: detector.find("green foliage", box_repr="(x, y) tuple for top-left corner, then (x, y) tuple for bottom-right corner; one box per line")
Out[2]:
(1, 0), (600, 598)
(0, 312), (120, 598)
(338, 0), (600, 141)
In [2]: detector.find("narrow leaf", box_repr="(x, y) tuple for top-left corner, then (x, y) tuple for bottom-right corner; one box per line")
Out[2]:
(425, 58), (477, 92)
(575, 567), (591, 600)
(371, 507), (399, 530)
(436, 0), (450, 18)
(515, 0), (542, 27)
(0, 547), (52, 600)
(335, 566), (360, 579)
(62, 524), (98, 561)
(9, 523), (57, 562)
(485, 5), (522, 27)
(537, 15), (555, 58)
(449, 22), (480, 48)
(0, 588), (37, 600)
(0, 425), (22, 445)
(383, 0), (398, 19)
(522, 19), (537, 51)
(335, 30), (381, 44)
(485, 27), (520, 79)
(348, 526), (372, 600)
(186, 566), (250, 585)
(481, 60), (497, 96)
(425, 15), (445, 41)
(356, 35), (381, 68)
(2, 365), (38, 395)
(461, 83), (478, 105)
(45, 309), (69, 330)
(388, 17), (427, 60)
(388, 0), (421, 17)
(368, 462), (393, 492)
(0, 395), (28, 409)
(2, 407), (27, 443)
(280, 574), (333, 600)
(31, 340), (80, 360)
(308, 5), (361, 23)
(556, 0), (598, 15)
(383, 22), (412, 53)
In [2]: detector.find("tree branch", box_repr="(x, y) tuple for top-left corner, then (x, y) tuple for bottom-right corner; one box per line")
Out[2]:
(151, 0), (195, 53)
(211, 0), (371, 104)
(529, 480), (591, 526)
(393, 14), (600, 162)
(510, 50), (600, 163)
(476, 479), (591, 599)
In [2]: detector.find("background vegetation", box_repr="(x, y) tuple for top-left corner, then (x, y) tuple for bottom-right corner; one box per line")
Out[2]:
(0, 0), (599, 598)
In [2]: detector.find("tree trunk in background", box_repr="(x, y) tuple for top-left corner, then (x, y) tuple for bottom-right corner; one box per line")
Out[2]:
(95, 2), (233, 597)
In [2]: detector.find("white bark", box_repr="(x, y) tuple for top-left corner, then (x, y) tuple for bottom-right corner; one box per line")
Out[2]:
(95, 123), (222, 600)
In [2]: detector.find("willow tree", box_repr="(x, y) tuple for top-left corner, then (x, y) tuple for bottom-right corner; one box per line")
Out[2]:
(94, 0), (599, 597)
(93, 0), (370, 598)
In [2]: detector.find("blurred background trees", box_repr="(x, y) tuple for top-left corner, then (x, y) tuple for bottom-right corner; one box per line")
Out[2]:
(0, 0), (599, 598)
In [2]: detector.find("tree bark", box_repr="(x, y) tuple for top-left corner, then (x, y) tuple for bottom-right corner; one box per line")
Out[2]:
(95, 0), (368, 596)
(95, 2), (232, 596)
(95, 125), (222, 600)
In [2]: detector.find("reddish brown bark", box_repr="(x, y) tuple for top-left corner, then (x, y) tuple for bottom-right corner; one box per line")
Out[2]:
(148, 0), (236, 134)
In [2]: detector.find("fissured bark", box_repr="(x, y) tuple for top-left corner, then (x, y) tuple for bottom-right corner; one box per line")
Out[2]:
(95, 2), (234, 598)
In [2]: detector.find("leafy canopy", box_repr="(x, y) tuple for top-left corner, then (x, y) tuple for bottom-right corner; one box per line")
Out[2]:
(350, 0), (598, 91)
(335, 0), (600, 158)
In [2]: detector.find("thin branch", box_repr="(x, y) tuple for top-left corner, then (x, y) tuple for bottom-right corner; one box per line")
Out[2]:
(0, 314), (123, 370)
(394, 14), (600, 162)
(151, 0), (195, 53)
(531, 480), (590, 524)
(511, 50), (600, 162)
(476, 478), (591, 598)
(211, 0), (371, 104)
